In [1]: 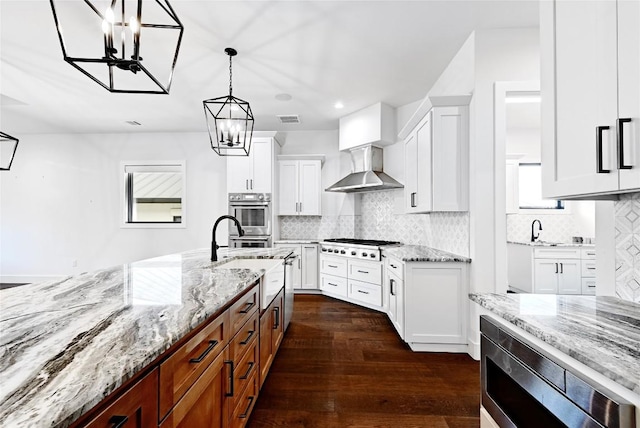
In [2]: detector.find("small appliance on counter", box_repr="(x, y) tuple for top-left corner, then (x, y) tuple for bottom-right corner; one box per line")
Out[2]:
(228, 193), (272, 248)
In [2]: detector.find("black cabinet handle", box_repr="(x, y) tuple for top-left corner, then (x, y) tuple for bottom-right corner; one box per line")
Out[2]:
(596, 126), (611, 173)
(390, 278), (396, 296)
(239, 361), (255, 380)
(328, 282), (338, 287)
(239, 301), (255, 314)
(225, 360), (235, 397)
(240, 329), (255, 345)
(239, 396), (255, 419)
(555, 263), (558, 274)
(189, 340), (219, 363)
(327, 264), (338, 268)
(618, 118), (632, 169)
(273, 306), (280, 329)
(410, 192), (417, 207)
(357, 290), (370, 295)
(356, 270), (369, 274)
(109, 415), (128, 428)
(560, 263), (564, 274)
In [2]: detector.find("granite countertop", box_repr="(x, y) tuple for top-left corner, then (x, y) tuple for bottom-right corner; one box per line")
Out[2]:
(383, 245), (471, 263)
(469, 293), (640, 395)
(274, 239), (320, 244)
(0, 247), (292, 427)
(507, 240), (595, 248)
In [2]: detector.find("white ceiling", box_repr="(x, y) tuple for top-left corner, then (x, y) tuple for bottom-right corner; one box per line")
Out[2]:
(0, 0), (539, 135)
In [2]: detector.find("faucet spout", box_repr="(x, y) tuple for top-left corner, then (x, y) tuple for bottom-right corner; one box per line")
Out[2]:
(212, 215), (245, 262)
(531, 219), (543, 243)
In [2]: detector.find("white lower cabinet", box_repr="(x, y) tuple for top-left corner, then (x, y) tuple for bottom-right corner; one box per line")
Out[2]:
(318, 255), (384, 311)
(533, 259), (581, 294)
(320, 274), (348, 297)
(274, 243), (318, 290)
(385, 257), (404, 338)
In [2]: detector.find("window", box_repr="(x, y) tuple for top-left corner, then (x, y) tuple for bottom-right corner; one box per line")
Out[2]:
(122, 162), (186, 227)
(518, 163), (563, 210)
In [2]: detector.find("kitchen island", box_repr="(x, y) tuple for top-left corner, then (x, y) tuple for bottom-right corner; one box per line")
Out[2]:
(470, 293), (640, 427)
(0, 247), (292, 427)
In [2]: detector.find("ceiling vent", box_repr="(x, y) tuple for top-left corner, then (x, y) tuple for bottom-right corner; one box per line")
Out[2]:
(277, 115), (300, 124)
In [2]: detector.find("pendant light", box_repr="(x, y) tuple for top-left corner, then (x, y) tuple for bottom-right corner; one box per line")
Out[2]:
(0, 132), (19, 171)
(203, 48), (255, 156)
(49, 0), (183, 94)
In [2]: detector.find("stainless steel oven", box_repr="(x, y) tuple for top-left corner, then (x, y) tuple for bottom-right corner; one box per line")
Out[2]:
(480, 316), (634, 428)
(229, 236), (272, 248)
(229, 193), (272, 236)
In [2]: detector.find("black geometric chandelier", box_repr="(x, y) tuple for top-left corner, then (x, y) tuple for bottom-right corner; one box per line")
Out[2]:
(0, 132), (19, 171)
(203, 48), (255, 156)
(49, 0), (184, 94)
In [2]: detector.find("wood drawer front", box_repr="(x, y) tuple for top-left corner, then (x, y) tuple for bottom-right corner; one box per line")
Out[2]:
(230, 310), (259, 362)
(159, 311), (229, 419)
(534, 247), (581, 259)
(385, 256), (404, 280)
(229, 372), (259, 428)
(230, 284), (259, 336)
(582, 278), (596, 295)
(581, 248), (596, 259)
(319, 274), (348, 297)
(229, 335), (259, 413)
(581, 259), (596, 277)
(319, 255), (348, 277)
(84, 369), (158, 428)
(347, 279), (382, 307)
(348, 259), (382, 285)
(159, 349), (229, 428)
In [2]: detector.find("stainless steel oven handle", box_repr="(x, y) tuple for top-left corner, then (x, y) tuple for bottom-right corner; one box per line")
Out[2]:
(229, 202), (271, 207)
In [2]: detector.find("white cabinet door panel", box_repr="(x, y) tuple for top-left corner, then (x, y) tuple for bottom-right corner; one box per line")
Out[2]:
(278, 161), (298, 215)
(557, 259), (582, 294)
(250, 141), (272, 193)
(404, 133), (419, 213)
(301, 245), (319, 289)
(415, 113), (433, 212)
(534, 260), (559, 294)
(298, 161), (321, 216)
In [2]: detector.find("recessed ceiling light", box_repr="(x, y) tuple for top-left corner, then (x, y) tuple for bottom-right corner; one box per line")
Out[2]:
(334, 101), (344, 109)
(275, 93), (293, 101)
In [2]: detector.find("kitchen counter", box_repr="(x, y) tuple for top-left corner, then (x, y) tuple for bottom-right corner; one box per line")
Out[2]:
(0, 247), (292, 427)
(383, 245), (471, 262)
(274, 239), (320, 244)
(507, 240), (595, 247)
(469, 293), (640, 395)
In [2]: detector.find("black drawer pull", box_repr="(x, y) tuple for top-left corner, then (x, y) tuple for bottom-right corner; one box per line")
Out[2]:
(327, 264), (338, 268)
(273, 306), (280, 329)
(328, 282), (338, 287)
(356, 270), (369, 274)
(239, 301), (255, 314)
(239, 396), (255, 419)
(390, 278), (396, 296)
(109, 415), (128, 428)
(225, 360), (235, 397)
(189, 340), (219, 363)
(596, 125), (611, 173)
(390, 264), (397, 268)
(357, 290), (370, 295)
(240, 361), (255, 380)
(240, 329), (255, 345)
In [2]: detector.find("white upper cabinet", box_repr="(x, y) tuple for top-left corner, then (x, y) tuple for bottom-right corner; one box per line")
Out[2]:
(227, 138), (274, 193)
(277, 159), (322, 216)
(541, 0), (640, 199)
(403, 103), (469, 213)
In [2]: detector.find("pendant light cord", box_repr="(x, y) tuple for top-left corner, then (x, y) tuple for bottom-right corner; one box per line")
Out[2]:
(228, 54), (233, 96)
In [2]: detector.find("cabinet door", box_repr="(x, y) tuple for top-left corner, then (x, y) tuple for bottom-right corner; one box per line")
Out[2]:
(432, 106), (468, 211)
(404, 265), (466, 344)
(159, 349), (229, 428)
(541, 0), (619, 197)
(271, 291), (285, 351)
(300, 244), (318, 289)
(250, 140), (272, 193)
(259, 306), (273, 388)
(84, 369), (158, 428)
(277, 161), (299, 215)
(404, 132), (419, 213)
(387, 272), (404, 339)
(618, 0), (640, 190)
(415, 112), (433, 212)
(228, 156), (252, 193)
(298, 160), (322, 215)
(533, 259), (559, 293)
(557, 259), (582, 294)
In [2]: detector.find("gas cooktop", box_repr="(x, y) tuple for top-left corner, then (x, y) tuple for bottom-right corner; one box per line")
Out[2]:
(320, 238), (402, 261)
(323, 238), (402, 246)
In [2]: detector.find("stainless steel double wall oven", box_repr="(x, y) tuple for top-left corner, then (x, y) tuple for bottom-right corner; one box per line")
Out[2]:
(228, 193), (272, 248)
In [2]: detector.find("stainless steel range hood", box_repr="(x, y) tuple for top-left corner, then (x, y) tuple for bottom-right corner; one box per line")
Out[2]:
(325, 145), (403, 193)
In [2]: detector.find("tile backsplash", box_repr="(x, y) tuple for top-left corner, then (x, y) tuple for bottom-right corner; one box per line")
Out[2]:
(279, 190), (470, 257)
(614, 193), (640, 303)
(506, 213), (582, 243)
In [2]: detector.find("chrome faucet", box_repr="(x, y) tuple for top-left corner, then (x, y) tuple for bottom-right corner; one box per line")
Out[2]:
(531, 219), (543, 242)
(211, 215), (245, 262)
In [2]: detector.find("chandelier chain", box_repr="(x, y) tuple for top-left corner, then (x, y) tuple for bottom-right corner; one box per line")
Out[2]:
(229, 54), (233, 96)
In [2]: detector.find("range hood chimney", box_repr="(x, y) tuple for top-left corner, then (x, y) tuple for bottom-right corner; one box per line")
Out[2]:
(325, 145), (403, 193)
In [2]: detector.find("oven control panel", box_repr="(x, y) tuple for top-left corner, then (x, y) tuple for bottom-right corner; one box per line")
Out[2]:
(321, 245), (381, 261)
(229, 193), (271, 202)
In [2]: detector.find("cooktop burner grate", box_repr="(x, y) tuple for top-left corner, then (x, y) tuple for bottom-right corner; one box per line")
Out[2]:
(323, 238), (401, 246)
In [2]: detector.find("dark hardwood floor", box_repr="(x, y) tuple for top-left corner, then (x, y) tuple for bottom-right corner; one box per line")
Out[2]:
(248, 294), (480, 428)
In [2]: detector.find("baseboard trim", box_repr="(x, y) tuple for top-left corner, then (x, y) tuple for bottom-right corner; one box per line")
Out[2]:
(468, 337), (481, 361)
(0, 275), (65, 284)
(408, 342), (469, 354)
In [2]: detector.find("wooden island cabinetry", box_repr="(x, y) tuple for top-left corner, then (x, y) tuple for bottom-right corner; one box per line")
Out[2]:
(72, 280), (285, 428)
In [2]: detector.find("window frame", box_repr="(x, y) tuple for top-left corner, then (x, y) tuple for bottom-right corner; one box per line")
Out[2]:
(517, 163), (565, 212)
(120, 160), (187, 229)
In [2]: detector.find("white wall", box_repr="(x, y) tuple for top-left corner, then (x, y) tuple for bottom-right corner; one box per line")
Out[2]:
(0, 132), (227, 282)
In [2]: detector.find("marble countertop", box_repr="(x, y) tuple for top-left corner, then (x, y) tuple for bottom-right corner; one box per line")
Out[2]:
(274, 240), (320, 244)
(0, 247), (292, 427)
(383, 245), (471, 263)
(469, 293), (640, 395)
(507, 240), (595, 248)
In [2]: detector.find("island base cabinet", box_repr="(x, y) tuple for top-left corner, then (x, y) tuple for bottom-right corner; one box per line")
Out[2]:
(404, 264), (468, 351)
(259, 289), (284, 388)
(229, 372), (259, 428)
(82, 369), (159, 428)
(159, 348), (229, 428)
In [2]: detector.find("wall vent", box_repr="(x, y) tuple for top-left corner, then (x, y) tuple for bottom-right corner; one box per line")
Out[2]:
(277, 115), (300, 124)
